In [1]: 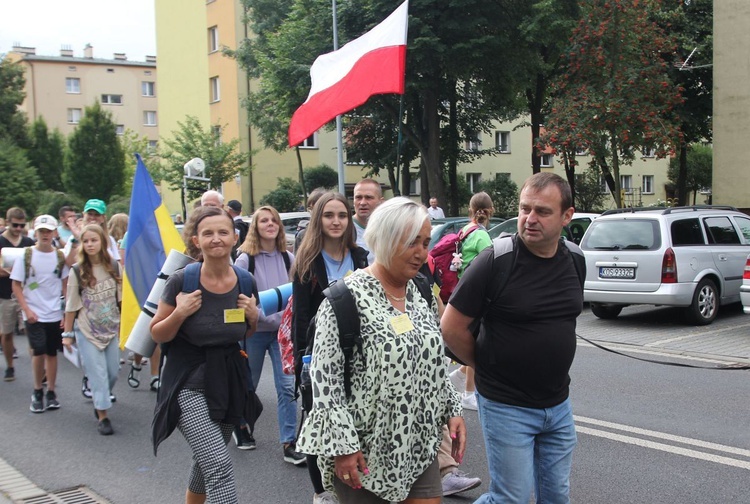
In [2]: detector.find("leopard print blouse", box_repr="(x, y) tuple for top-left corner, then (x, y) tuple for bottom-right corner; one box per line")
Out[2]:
(296, 269), (462, 502)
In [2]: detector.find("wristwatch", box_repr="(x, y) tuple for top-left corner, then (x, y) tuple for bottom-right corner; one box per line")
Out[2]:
(70, 237), (79, 245)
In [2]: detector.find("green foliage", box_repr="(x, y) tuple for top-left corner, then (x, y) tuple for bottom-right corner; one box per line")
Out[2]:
(0, 56), (30, 147)
(668, 144), (712, 203)
(34, 191), (84, 217)
(0, 139), (41, 215)
(303, 164), (338, 190)
(542, 0), (683, 207)
(119, 129), (154, 195)
(574, 167), (607, 213)
(159, 116), (249, 200)
(27, 117), (65, 192)
(105, 194), (132, 215)
(64, 101), (126, 202)
(447, 175), (475, 216)
(259, 177), (302, 212)
(477, 174), (519, 219)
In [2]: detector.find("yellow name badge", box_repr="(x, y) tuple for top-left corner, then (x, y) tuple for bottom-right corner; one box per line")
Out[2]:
(390, 313), (415, 335)
(432, 283), (441, 300)
(224, 308), (246, 324)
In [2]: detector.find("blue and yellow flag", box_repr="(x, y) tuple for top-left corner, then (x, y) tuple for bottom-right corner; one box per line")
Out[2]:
(119, 154), (185, 348)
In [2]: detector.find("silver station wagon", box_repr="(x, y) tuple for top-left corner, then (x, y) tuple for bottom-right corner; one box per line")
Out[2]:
(580, 206), (750, 325)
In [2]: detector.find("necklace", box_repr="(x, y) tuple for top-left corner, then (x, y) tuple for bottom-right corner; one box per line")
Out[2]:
(384, 290), (406, 302)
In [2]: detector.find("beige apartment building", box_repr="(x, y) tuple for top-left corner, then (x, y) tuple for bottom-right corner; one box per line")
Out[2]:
(8, 44), (159, 147)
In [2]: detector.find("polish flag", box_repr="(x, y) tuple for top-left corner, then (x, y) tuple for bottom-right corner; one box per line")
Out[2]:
(288, 1), (409, 147)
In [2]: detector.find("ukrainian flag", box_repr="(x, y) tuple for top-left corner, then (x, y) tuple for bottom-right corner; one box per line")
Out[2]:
(119, 154), (185, 348)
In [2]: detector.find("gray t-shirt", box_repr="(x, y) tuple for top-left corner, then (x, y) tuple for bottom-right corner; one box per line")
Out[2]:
(161, 268), (249, 388)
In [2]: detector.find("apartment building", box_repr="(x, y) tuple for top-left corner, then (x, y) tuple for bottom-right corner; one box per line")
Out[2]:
(8, 44), (159, 148)
(155, 0), (675, 216)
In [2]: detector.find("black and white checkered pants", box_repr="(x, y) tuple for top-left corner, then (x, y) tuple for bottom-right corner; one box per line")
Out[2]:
(177, 388), (237, 504)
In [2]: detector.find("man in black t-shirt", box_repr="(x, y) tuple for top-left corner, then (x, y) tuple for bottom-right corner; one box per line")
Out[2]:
(442, 173), (583, 504)
(0, 207), (35, 382)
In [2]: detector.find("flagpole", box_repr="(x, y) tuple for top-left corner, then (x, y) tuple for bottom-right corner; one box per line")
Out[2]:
(333, 0), (346, 195)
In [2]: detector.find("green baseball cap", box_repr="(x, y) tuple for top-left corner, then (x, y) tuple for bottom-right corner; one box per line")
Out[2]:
(83, 199), (107, 215)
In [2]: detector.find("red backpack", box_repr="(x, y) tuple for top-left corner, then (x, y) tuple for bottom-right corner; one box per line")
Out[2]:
(428, 226), (479, 303)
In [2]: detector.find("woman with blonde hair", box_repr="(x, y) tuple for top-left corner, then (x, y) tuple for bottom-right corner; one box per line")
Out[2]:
(62, 224), (122, 435)
(231, 205), (303, 462)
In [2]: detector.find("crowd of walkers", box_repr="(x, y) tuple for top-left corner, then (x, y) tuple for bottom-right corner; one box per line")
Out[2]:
(0, 172), (585, 504)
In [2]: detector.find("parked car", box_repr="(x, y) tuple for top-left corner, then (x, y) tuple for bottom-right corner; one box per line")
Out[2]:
(278, 211), (311, 251)
(428, 217), (505, 250)
(740, 254), (750, 314)
(488, 212), (600, 245)
(580, 206), (750, 325)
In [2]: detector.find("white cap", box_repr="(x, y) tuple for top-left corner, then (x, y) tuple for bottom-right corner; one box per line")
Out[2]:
(33, 215), (58, 231)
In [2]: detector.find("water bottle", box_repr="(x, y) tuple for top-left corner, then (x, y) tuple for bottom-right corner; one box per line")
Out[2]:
(301, 355), (312, 387)
(301, 355), (313, 411)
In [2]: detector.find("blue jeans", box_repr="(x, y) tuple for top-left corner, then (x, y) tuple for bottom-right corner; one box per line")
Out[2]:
(243, 331), (297, 444)
(475, 393), (576, 504)
(75, 329), (119, 411)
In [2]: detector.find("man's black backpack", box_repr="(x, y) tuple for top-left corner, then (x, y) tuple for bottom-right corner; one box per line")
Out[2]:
(302, 273), (433, 404)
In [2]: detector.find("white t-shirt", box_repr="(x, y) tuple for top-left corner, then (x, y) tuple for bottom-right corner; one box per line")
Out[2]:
(10, 248), (69, 322)
(354, 219), (375, 265)
(427, 206), (445, 220)
(63, 235), (120, 262)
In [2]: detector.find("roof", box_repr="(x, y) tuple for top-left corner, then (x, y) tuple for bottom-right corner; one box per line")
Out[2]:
(15, 55), (156, 68)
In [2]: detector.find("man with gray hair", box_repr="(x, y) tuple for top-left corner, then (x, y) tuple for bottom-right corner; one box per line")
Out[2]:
(200, 190), (224, 208)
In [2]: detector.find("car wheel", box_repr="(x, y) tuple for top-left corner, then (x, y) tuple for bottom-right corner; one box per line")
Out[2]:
(686, 278), (718, 325)
(590, 303), (623, 319)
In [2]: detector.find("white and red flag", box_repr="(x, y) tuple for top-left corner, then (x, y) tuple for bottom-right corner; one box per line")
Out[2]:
(288, 0), (409, 147)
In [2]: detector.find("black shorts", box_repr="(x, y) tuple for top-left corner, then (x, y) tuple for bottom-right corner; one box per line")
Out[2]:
(26, 321), (63, 357)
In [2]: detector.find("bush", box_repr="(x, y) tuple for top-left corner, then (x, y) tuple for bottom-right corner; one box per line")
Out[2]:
(303, 164), (338, 190)
(260, 188), (300, 212)
(477, 174), (519, 219)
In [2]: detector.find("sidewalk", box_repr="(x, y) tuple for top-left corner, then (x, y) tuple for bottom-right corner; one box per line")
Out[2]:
(0, 456), (46, 503)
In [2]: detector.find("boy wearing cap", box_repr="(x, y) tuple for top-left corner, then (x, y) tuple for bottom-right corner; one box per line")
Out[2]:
(63, 199), (120, 267)
(11, 215), (69, 412)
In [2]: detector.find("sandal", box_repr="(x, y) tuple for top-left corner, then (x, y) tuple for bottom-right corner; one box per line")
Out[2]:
(149, 376), (160, 392)
(128, 364), (142, 388)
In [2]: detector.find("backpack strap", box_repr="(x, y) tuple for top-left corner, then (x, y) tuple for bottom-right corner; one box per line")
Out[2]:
(181, 262), (202, 293)
(282, 251), (291, 273)
(412, 272), (433, 307)
(322, 280), (361, 399)
(246, 255), (255, 275)
(231, 264), (255, 297)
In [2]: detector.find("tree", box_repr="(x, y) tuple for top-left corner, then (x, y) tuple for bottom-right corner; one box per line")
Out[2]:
(159, 116), (249, 200)
(64, 101), (126, 202)
(119, 129), (154, 196)
(477, 174), (519, 218)
(667, 143), (711, 205)
(259, 177), (302, 212)
(0, 56), (30, 148)
(0, 139), (40, 214)
(27, 117), (65, 192)
(542, 0), (683, 208)
(574, 166), (607, 213)
(303, 164), (338, 191)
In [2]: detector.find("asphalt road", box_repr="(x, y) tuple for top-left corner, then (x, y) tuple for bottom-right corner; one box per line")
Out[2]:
(0, 303), (747, 503)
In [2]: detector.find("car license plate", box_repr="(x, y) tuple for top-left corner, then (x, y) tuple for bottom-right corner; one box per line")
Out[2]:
(599, 267), (635, 279)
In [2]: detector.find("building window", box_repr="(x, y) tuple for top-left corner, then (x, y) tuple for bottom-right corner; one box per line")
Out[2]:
(144, 70), (152, 76)
(148, 140), (158, 153)
(495, 131), (510, 153)
(575, 146), (588, 156)
(210, 77), (220, 103)
(409, 172), (420, 195)
(208, 26), (219, 53)
(67, 108), (82, 124)
(68, 66), (77, 71)
(211, 125), (222, 145)
(620, 175), (633, 194)
(142, 81), (155, 97)
(540, 154), (553, 167)
(143, 111), (157, 126)
(642, 175), (654, 194)
(465, 132), (482, 152)
(466, 173), (482, 192)
(101, 94), (123, 105)
(599, 175), (609, 194)
(65, 77), (80, 93)
(300, 133), (318, 149)
(642, 147), (656, 158)
(115, 125), (125, 136)
(106, 68), (115, 73)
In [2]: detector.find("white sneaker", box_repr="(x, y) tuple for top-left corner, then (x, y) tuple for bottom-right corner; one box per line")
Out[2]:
(313, 491), (339, 504)
(461, 391), (478, 411)
(442, 469), (482, 496)
(449, 368), (466, 392)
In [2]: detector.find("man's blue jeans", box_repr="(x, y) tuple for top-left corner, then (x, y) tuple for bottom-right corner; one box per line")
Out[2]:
(244, 331), (297, 444)
(474, 392), (576, 504)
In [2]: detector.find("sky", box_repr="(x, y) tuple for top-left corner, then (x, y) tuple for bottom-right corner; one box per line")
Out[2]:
(0, 0), (156, 62)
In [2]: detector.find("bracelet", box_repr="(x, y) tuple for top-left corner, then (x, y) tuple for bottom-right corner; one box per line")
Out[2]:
(62, 331), (75, 339)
